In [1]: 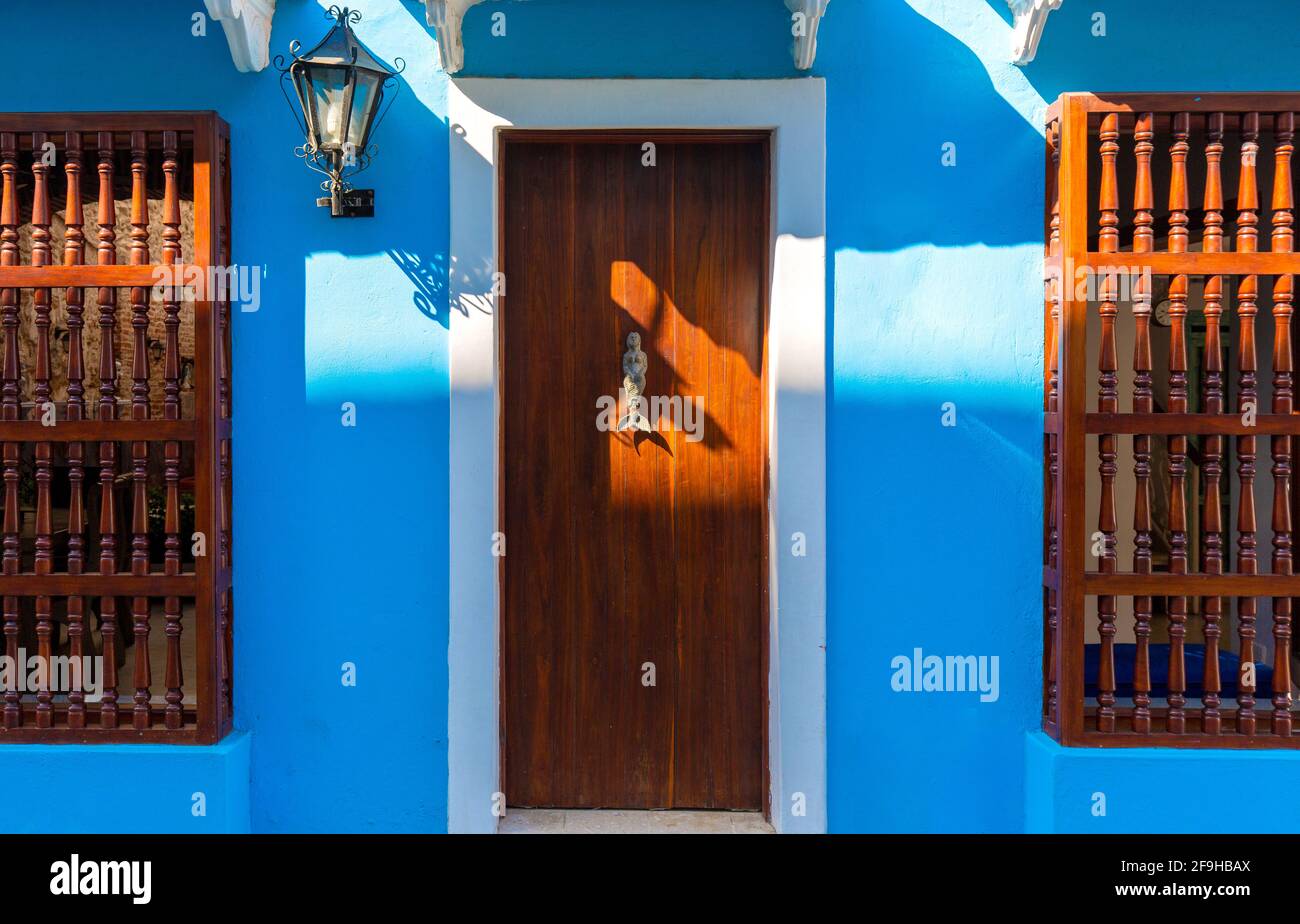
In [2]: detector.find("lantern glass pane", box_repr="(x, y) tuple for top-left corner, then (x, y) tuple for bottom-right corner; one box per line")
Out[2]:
(346, 73), (382, 150)
(311, 66), (350, 148)
(290, 65), (317, 146)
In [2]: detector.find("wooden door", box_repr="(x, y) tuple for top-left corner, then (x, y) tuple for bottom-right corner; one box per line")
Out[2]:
(500, 132), (769, 809)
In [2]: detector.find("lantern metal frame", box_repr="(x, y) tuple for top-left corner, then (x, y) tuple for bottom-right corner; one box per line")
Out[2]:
(274, 5), (404, 217)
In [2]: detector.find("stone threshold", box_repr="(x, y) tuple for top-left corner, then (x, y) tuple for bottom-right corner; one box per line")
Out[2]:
(500, 809), (774, 834)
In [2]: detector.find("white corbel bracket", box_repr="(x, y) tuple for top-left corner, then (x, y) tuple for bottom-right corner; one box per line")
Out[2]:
(1009, 0), (1062, 65)
(426, 0), (487, 75)
(204, 0), (277, 73)
(785, 0), (830, 71)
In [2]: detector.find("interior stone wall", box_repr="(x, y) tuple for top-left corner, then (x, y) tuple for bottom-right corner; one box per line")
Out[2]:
(14, 195), (196, 419)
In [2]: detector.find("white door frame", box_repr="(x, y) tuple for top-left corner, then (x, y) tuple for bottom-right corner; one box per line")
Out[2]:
(447, 78), (826, 833)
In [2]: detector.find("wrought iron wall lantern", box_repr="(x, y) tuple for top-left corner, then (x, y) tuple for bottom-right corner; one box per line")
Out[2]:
(275, 6), (404, 218)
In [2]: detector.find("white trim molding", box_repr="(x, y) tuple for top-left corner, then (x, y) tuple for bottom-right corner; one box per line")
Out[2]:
(204, 0), (276, 73)
(785, 0), (830, 70)
(1009, 0), (1061, 65)
(448, 78), (827, 834)
(428, 1), (829, 74)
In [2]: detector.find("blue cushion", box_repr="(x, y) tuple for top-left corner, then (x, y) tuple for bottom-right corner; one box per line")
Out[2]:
(1084, 643), (1275, 699)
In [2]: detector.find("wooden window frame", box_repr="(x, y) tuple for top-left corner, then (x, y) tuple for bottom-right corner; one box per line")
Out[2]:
(1045, 93), (1300, 748)
(0, 112), (232, 743)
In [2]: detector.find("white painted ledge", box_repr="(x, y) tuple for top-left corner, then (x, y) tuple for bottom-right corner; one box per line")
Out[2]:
(204, 0), (276, 73)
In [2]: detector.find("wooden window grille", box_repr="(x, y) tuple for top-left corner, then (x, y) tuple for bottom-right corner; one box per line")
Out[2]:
(1045, 94), (1300, 747)
(0, 113), (232, 742)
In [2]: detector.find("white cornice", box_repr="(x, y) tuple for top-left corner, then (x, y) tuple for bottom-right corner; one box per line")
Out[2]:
(428, 1), (830, 75)
(204, 0), (276, 73)
(1009, 0), (1062, 65)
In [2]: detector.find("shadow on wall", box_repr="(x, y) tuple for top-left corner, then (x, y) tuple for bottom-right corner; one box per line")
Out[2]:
(272, 1), (451, 832)
(823, 0), (1053, 833)
(389, 248), (449, 324)
(1012, 0), (1300, 99)
(837, 0), (1049, 252)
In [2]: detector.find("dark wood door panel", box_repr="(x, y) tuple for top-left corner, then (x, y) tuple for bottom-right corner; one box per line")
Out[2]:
(671, 143), (766, 809)
(501, 141), (576, 806)
(502, 135), (767, 809)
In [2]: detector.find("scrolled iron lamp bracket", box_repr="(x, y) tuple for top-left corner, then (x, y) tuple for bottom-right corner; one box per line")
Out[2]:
(273, 6), (404, 218)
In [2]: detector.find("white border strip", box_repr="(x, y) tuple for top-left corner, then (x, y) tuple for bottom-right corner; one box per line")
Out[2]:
(448, 78), (826, 833)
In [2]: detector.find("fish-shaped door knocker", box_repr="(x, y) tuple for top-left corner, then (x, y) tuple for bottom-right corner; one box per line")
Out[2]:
(617, 331), (651, 432)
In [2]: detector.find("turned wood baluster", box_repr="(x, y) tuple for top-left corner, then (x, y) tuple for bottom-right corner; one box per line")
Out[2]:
(1095, 113), (1120, 731)
(219, 126), (233, 720)
(162, 131), (183, 727)
(64, 132), (87, 727)
(1236, 112), (1261, 735)
(219, 136), (232, 423)
(162, 131), (181, 425)
(128, 132), (150, 729)
(1131, 112), (1156, 732)
(219, 588), (231, 717)
(31, 133), (54, 727)
(220, 441), (232, 710)
(1045, 121), (1061, 724)
(95, 132), (119, 728)
(0, 133), (18, 728)
(1271, 112), (1295, 735)
(1165, 113), (1191, 733)
(1201, 113), (1226, 734)
(219, 311), (231, 566)
(219, 140), (232, 574)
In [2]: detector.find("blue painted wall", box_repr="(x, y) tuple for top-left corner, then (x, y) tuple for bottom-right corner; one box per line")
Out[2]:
(1025, 732), (1300, 832)
(7, 0), (1300, 833)
(822, 0), (1300, 832)
(0, 732), (250, 833)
